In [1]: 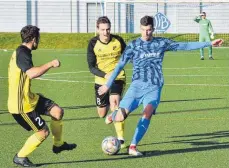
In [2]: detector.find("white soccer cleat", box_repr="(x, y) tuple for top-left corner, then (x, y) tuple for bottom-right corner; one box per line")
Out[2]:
(105, 114), (113, 124)
(128, 146), (143, 156)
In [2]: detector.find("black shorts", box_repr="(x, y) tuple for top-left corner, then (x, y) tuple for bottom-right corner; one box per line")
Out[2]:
(12, 94), (55, 132)
(94, 80), (125, 107)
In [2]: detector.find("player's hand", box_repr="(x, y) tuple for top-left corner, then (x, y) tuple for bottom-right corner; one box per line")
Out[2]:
(210, 33), (215, 39)
(105, 72), (112, 80)
(211, 39), (223, 47)
(51, 59), (61, 68)
(98, 85), (109, 95)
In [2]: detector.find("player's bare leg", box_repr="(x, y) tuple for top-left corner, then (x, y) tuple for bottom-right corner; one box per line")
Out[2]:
(49, 105), (76, 154)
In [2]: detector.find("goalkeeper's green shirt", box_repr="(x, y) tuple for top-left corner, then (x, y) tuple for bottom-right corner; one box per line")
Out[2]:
(194, 16), (214, 36)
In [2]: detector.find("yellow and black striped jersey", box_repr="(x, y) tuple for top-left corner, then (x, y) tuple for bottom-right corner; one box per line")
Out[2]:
(87, 34), (126, 85)
(8, 45), (39, 114)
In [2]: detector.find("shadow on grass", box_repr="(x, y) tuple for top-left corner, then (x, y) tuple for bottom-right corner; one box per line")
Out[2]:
(61, 97), (224, 110)
(0, 110), (8, 115)
(139, 130), (229, 147)
(1, 106), (228, 126)
(171, 130), (229, 139)
(36, 130), (229, 166)
(36, 141), (229, 167)
(0, 97), (224, 115)
(62, 105), (96, 110)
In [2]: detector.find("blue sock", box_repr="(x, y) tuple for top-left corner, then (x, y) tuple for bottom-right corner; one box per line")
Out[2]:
(131, 117), (150, 145)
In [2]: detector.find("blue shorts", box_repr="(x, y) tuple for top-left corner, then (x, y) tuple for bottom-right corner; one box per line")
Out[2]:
(119, 84), (162, 113)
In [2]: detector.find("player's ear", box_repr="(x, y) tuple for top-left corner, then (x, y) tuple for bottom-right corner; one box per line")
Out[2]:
(152, 27), (155, 32)
(32, 37), (36, 43)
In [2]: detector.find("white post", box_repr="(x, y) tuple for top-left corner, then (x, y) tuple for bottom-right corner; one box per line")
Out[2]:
(95, 2), (98, 36)
(104, 1), (107, 16)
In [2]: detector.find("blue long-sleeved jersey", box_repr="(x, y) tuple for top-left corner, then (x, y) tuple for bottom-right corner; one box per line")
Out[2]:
(106, 37), (211, 88)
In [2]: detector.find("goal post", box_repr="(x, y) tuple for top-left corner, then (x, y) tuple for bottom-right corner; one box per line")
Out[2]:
(96, 0), (229, 45)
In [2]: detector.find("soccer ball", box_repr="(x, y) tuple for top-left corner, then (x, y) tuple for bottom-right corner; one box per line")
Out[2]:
(101, 136), (121, 155)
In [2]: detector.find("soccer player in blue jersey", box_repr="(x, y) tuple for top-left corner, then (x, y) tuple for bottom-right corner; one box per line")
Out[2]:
(98, 15), (223, 156)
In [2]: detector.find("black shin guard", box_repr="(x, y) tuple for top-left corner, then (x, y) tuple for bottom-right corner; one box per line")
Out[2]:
(120, 108), (128, 120)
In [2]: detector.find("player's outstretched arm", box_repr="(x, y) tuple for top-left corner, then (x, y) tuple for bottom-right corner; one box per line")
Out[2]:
(167, 39), (223, 51)
(26, 59), (60, 79)
(194, 15), (201, 23)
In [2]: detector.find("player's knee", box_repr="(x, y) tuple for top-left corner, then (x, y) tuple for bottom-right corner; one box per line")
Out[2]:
(98, 113), (106, 118)
(50, 105), (64, 120)
(97, 107), (108, 118)
(54, 107), (64, 120)
(38, 125), (50, 139)
(116, 108), (128, 122)
(143, 104), (155, 119)
(143, 111), (153, 119)
(116, 116), (124, 122)
(56, 108), (64, 120)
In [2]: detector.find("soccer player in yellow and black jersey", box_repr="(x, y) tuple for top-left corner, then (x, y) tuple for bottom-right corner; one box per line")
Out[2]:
(87, 16), (126, 148)
(8, 25), (76, 167)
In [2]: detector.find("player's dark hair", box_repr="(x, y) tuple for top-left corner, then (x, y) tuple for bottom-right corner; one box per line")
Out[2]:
(20, 25), (40, 43)
(202, 12), (206, 15)
(96, 16), (111, 28)
(140, 15), (154, 27)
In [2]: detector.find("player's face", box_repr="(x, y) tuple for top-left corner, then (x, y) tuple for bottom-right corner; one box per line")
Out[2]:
(140, 25), (154, 41)
(97, 23), (111, 42)
(201, 15), (206, 19)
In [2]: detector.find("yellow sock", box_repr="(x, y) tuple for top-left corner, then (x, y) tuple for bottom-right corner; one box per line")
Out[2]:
(114, 121), (125, 140)
(50, 119), (64, 147)
(17, 133), (44, 157)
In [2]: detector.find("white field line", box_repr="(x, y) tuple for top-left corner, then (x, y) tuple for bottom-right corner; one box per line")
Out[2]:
(36, 78), (94, 84)
(35, 78), (229, 87)
(43, 67), (229, 76)
(1, 47), (229, 51)
(165, 84), (229, 87)
(2, 74), (228, 80)
(162, 67), (229, 70)
(1, 76), (228, 86)
(38, 75), (229, 79)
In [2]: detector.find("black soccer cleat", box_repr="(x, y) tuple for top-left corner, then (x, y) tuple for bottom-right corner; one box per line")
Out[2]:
(13, 154), (36, 167)
(200, 57), (204, 60)
(52, 142), (77, 154)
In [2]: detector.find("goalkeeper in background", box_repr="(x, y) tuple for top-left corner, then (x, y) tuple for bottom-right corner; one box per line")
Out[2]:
(194, 12), (214, 60)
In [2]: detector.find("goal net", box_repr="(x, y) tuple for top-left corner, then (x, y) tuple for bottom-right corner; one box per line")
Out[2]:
(97, 0), (229, 44)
